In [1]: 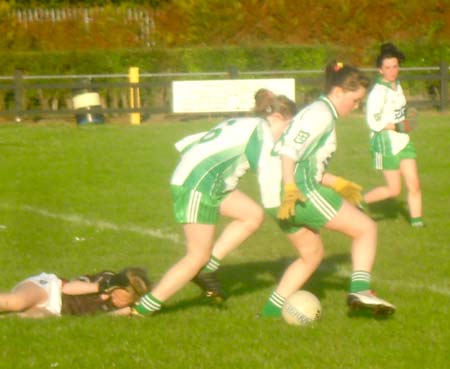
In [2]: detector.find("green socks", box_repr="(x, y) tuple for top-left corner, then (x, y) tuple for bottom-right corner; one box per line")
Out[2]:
(410, 217), (424, 227)
(350, 271), (371, 293)
(202, 255), (220, 273)
(135, 293), (162, 315)
(261, 291), (285, 317)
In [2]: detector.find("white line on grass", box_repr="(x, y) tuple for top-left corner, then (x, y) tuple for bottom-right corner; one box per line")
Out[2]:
(2, 204), (449, 298)
(1, 204), (182, 244)
(331, 264), (450, 298)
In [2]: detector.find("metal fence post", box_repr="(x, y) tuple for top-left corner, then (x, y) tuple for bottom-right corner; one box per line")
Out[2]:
(440, 60), (449, 111)
(228, 66), (239, 79)
(14, 69), (24, 122)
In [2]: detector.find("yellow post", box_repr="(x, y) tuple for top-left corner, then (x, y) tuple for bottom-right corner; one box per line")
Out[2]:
(129, 67), (141, 125)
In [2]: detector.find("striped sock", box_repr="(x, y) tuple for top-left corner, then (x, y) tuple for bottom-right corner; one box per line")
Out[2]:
(350, 270), (371, 293)
(135, 293), (162, 315)
(202, 255), (220, 273)
(261, 291), (285, 317)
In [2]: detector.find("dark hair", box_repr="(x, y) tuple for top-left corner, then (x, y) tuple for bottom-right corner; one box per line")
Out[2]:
(254, 89), (297, 119)
(376, 43), (405, 68)
(119, 267), (152, 299)
(253, 88), (275, 116)
(324, 61), (370, 94)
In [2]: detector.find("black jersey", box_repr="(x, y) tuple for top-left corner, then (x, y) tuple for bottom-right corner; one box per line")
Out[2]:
(60, 271), (116, 316)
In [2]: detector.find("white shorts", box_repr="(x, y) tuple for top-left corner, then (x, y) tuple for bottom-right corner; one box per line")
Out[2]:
(14, 273), (63, 316)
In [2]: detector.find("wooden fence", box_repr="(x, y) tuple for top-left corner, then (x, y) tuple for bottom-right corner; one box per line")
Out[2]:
(0, 62), (448, 123)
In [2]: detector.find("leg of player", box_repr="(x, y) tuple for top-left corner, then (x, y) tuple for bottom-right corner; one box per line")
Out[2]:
(0, 281), (48, 313)
(400, 158), (423, 226)
(134, 224), (216, 315)
(325, 201), (395, 315)
(363, 169), (402, 205)
(261, 228), (324, 317)
(214, 190), (265, 260)
(193, 190), (264, 301)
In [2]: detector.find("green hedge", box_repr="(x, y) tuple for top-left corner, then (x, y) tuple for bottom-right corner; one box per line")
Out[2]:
(1, 42), (448, 76)
(0, 45), (345, 75)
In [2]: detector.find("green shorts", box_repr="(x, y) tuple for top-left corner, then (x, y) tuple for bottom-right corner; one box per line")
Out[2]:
(372, 141), (417, 170)
(171, 185), (222, 224)
(277, 185), (344, 233)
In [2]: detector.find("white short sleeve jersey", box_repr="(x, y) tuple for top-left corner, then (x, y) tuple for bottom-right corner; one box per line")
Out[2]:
(366, 78), (409, 155)
(277, 97), (337, 187)
(171, 117), (282, 208)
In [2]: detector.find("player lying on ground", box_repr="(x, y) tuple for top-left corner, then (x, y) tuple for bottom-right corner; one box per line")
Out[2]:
(0, 267), (151, 318)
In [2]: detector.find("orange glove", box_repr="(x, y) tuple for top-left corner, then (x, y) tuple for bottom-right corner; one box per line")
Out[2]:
(331, 177), (363, 206)
(277, 183), (307, 220)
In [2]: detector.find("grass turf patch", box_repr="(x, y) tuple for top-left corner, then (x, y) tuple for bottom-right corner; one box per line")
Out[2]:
(0, 113), (449, 369)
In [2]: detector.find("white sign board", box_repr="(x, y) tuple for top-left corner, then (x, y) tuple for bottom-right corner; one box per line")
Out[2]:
(172, 78), (295, 113)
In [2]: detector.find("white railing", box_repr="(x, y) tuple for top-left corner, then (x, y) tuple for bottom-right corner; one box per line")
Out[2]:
(12, 7), (155, 47)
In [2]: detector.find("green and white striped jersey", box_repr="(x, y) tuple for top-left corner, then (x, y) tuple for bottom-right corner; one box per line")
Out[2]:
(171, 117), (282, 209)
(366, 78), (409, 155)
(277, 96), (337, 189)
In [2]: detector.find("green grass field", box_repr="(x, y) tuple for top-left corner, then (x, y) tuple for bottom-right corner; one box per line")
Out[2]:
(0, 113), (449, 369)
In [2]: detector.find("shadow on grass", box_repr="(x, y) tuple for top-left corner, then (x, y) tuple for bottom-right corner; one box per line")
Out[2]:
(367, 199), (410, 222)
(161, 253), (351, 314)
(346, 309), (394, 321)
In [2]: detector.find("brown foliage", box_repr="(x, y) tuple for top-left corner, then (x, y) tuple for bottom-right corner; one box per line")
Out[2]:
(1, 0), (449, 52)
(153, 0), (450, 50)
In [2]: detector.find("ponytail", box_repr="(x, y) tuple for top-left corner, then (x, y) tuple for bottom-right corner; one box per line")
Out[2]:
(253, 89), (297, 119)
(324, 60), (369, 94)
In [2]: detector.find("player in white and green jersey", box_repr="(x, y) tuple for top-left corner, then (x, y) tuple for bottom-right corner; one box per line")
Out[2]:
(134, 94), (297, 316)
(363, 43), (423, 227)
(275, 95), (341, 231)
(261, 61), (396, 318)
(170, 116), (284, 223)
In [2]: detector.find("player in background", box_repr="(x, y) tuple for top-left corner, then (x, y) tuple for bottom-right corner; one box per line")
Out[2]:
(261, 61), (396, 317)
(0, 268), (151, 318)
(133, 93), (297, 316)
(363, 43), (423, 227)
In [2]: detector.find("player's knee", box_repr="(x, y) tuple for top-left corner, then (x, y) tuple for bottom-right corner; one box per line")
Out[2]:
(352, 215), (377, 240)
(364, 217), (378, 237)
(4, 296), (28, 312)
(184, 248), (212, 269)
(388, 185), (402, 197)
(247, 207), (265, 231)
(313, 245), (325, 265)
(408, 181), (421, 195)
(303, 243), (324, 266)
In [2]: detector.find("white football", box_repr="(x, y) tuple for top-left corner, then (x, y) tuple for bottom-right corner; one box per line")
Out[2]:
(282, 290), (322, 326)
